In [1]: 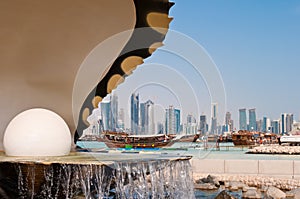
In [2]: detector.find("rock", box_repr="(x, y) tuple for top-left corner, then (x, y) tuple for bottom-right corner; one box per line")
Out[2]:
(195, 174), (220, 187)
(242, 185), (250, 192)
(242, 187), (261, 199)
(285, 191), (295, 199)
(261, 185), (268, 192)
(215, 190), (238, 199)
(286, 188), (300, 199)
(225, 182), (230, 188)
(266, 186), (286, 199)
(229, 181), (245, 191)
(195, 174), (221, 191)
(194, 183), (218, 190)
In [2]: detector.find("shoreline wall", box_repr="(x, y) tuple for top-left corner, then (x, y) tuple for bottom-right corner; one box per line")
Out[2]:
(190, 159), (300, 179)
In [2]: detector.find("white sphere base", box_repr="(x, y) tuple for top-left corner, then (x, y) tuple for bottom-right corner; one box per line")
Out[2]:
(3, 108), (72, 156)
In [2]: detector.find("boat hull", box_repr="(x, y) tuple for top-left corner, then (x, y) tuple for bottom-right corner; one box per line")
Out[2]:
(97, 132), (174, 148)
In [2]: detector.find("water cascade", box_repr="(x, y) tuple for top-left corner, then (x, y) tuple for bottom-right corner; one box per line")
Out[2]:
(0, 152), (194, 199)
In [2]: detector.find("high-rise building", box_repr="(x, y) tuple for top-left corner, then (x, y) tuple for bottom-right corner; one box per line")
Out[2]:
(266, 118), (271, 131)
(211, 118), (217, 134)
(210, 103), (218, 134)
(225, 111), (233, 132)
(280, 113), (294, 134)
(262, 117), (267, 133)
(187, 114), (196, 124)
(119, 108), (125, 124)
(239, 108), (247, 130)
(100, 101), (111, 131)
(165, 106), (181, 134)
(184, 123), (197, 135)
(212, 103), (217, 118)
(140, 100), (155, 135)
(256, 119), (262, 132)
(130, 93), (139, 134)
(175, 109), (181, 133)
(286, 114), (294, 133)
(110, 92), (118, 131)
(248, 108), (257, 131)
(230, 120), (234, 131)
(271, 120), (279, 134)
(225, 112), (231, 125)
(140, 103), (146, 133)
(200, 114), (207, 134)
(157, 122), (164, 134)
(185, 114), (197, 135)
(118, 108), (125, 130)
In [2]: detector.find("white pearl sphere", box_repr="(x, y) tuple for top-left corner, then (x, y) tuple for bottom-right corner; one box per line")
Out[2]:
(3, 108), (72, 156)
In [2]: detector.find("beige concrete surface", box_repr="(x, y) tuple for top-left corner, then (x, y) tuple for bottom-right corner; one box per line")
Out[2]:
(191, 159), (300, 179)
(224, 159), (258, 174)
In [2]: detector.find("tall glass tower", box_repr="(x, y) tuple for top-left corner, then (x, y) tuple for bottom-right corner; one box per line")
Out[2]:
(200, 115), (207, 134)
(210, 103), (218, 134)
(281, 113), (294, 134)
(175, 109), (181, 133)
(271, 120), (279, 134)
(262, 117), (267, 132)
(110, 92), (118, 131)
(165, 106), (181, 134)
(286, 114), (294, 133)
(248, 108), (257, 131)
(131, 93), (139, 134)
(239, 108), (247, 130)
(225, 111), (233, 131)
(140, 100), (155, 135)
(100, 101), (111, 131)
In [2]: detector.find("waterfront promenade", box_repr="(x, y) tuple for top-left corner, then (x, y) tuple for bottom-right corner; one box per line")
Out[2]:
(191, 159), (300, 180)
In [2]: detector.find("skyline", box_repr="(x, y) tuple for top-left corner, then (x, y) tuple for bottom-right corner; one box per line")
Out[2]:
(101, 92), (297, 135)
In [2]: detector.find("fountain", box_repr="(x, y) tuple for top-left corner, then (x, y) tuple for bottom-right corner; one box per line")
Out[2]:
(0, 152), (194, 198)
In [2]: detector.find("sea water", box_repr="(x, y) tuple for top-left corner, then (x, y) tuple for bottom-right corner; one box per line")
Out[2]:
(77, 141), (300, 161)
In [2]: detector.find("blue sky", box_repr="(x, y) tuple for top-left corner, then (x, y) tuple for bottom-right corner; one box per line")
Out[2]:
(116, 0), (300, 128)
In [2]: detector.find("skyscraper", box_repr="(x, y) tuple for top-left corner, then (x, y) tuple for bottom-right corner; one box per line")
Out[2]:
(200, 114), (207, 134)
(140, 100), (155, 135)
(157, 122), (164, 134)
(256, 119), (262, 132)
(175, 109), (181, 133)
(165, 106), (181, 134)
(187, 114), (194, 124)
(118, 108), (125, 130)
(131, 93), (139, 134)
(211, 118), (217, 134)
(225, 111), (233, 131)
(185, 114), (197, 135)
(281, 113), (287, 134)
(110, 92), (118, 131)
(100, 101), (111, 131)
(210, 103), (218, 134)
(262, 117), (267, 132)
(239, 108), (247, 130)
(140, 103), (146, 133)
(271, 120), (279, 134)
(286, 114), (294, 133)
(212, 103), (217, 118)
(248, 108), (257, 131)
(225, 112), (231, 125)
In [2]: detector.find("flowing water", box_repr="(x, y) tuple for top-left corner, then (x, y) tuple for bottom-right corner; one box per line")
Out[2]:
(13, 158), (194, 199)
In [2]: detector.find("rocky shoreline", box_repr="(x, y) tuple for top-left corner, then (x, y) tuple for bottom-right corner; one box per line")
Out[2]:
(194, 174), (300, 198)
(247, 145), (300, 154)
